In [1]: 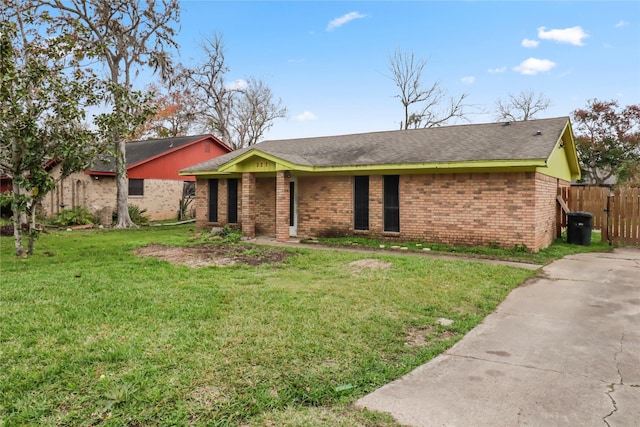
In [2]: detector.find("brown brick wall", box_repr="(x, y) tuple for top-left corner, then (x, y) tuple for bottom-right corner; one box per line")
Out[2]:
(297, 176), (353, 237)
(44, 165), (188, 222)
(241, 173), (256, 238)
(395, 172), (538, 248)
(194, 179), (209, 229)
(195, 178), (242, 230)
(196, 172), (561, 251)
(533, 173), (569, 250)
(275, 172), (290, 241)
(295, 172), (553, 251)
(255, 178), (276, 236)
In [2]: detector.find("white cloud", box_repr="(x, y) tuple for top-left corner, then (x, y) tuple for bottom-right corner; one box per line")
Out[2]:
(461, 76), (476, 84)
(615, 20), (628, 28)
(522, 38), (539, 48)
(327, 11), (367, 31)
(294, 110), (318, 122)
(513, 58), (557, 75)
(226, 79), (248, 90)
(488, 66), (507, 74)
(537, 26), (589, 46)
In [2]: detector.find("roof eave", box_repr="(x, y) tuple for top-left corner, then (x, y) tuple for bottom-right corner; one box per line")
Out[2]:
(182, 158), (548, 176)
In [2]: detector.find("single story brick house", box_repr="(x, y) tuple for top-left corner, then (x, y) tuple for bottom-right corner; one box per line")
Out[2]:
(42, 134), (231, 222)
(180, 117), (580, 252)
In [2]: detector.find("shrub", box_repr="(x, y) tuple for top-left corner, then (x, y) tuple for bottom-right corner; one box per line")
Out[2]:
(52, 207), (97, 227)
(112, 205), (150, 226)
(211, 225), (242, 242)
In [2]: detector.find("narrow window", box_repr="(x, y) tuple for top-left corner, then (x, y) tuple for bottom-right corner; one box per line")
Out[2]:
(128, 178), (144, 196)
(383, 175), (400, 232)
(184, 181), (196, 198)
(289, 181), (295, 227)
(227, 178), (238, 224)
(208, 179), (218, 222)
(354, 176), (369, 230)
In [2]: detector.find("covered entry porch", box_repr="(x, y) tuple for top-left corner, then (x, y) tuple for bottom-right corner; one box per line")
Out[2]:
(198, 169), (297, 242)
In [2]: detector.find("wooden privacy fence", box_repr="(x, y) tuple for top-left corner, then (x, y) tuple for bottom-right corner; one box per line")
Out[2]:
(557, 186), (640, 246)
(609, 186), (640, 246)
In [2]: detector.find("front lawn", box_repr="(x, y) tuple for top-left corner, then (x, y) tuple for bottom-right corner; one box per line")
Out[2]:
(1, 226), (534, 426)
(311, 231), (611, 265)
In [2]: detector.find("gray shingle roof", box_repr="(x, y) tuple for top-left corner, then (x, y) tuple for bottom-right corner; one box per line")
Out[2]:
(183, 117), (571, 173)
(90, 134), (220, 173)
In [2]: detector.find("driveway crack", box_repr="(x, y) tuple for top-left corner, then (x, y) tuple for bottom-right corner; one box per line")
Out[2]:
(603, 331), (625, 426)
(445, 353), (596, 381)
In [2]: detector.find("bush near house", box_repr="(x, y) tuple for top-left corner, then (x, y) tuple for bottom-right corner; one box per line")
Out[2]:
(51, 207), (98, 227)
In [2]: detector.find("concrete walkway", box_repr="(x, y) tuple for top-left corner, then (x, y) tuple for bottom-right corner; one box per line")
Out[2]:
(356, 248), (640, 427)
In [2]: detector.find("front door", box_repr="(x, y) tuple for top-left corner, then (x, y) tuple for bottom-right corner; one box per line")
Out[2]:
(289, 177), (297, 237)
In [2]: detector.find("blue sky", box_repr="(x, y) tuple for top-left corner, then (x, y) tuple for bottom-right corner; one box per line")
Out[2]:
(172, 1), (640, 141)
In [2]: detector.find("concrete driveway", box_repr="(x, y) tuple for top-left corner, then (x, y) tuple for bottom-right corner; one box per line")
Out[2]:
(356, 248), (640, 426)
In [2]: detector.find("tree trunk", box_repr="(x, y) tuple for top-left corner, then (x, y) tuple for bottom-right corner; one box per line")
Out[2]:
(114, 136), (135, 228)
(11, 180), (25, 257)
(27, 201), (37, 255)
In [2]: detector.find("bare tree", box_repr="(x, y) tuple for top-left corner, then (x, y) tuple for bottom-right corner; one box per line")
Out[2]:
(37, 0), (180, 228)
(228, 77), (287, 149)
(388, 49), (468, 129)
(187, 34), (235, 145)
(187, 33), (287, 150)
(495, 89), (551, 122)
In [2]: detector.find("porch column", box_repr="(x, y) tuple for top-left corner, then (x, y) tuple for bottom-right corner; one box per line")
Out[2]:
(275, 171), (290, 242)
(241, 172), (256, 238)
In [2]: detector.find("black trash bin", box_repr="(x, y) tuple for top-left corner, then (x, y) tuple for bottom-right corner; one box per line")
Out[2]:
(567, 212), (593, 246)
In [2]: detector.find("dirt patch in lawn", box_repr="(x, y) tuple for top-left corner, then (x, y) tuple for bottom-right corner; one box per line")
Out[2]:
(404, 326), (457, 347)
(133, 243), (293, 268)
(348, 258), (392, 271)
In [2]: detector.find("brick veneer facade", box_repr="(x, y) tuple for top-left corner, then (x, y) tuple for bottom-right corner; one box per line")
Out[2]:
(42, 165), (189, 223)
(195, 171), (567, 252)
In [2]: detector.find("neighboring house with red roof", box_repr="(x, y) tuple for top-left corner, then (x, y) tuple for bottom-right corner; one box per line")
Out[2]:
(180, 117), (581, 252)
(42, 134), (231, 223)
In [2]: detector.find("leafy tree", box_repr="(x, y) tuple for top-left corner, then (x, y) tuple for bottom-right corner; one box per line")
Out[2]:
(495, 89), (551, 121)
(187, 33), (287, 150)
(0, 9), (99, 256)
(135, 71), (200, 139)
(37, 0), (180, 227)
(387, 49), (468, 129)
(572, 99), (640, 185)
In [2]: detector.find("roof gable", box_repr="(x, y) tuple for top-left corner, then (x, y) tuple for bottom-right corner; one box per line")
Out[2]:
(89, 134), (231, 174)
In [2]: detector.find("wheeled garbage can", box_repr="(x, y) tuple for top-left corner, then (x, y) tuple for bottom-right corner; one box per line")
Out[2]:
(567, 211), (593, 246)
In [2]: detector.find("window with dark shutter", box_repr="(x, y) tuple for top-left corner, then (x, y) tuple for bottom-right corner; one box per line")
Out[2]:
(289, 181), (295, 227)
(128, 179), (144, 196)
(383, 175), (400, 232)
(354, 176), (369, 230)
(227, 178), (238, 224)
(208, 179), (218, 222)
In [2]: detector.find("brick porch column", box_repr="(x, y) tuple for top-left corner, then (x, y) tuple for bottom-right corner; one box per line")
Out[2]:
(241, 172), (256, 238)
(275, 171), (290, 242)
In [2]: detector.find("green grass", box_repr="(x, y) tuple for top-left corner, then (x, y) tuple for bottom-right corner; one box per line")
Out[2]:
(310, 231), (612, 265)
(0, 226), (535, 426)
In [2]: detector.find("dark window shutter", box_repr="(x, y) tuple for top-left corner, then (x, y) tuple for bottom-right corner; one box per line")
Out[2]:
(354, 176), (369, 230)
(289, 181), (295, 227)
(383, 175), (400, 232)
